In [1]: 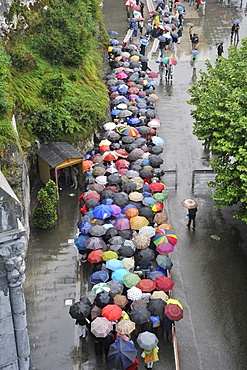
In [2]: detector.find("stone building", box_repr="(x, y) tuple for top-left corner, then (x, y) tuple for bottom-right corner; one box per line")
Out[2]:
(0, 171), (30, 370)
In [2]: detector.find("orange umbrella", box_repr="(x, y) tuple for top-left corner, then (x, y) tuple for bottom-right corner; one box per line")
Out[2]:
(137, 279), (156, 292)
(87, 250), (103, 264)
(83, 160), (94, 171)
(125, 208), (139, 219)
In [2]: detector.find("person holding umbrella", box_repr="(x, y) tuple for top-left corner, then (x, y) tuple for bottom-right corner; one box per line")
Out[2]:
(181, 198), (198, 230)
(138, 331), (159, 369)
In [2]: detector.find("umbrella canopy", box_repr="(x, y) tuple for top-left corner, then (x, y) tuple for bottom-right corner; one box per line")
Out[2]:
(139, 226), (156, 237)
(90, 270), (109, 284)
(92, 205), (113, 220)
(102, 304), (122, 321)
(123, 273), (141, 288)
(130, 306), (151, 324)
(137, 331), (159, 350)
(106, 258), (123, 271)
(129, 192), (143, 202)
(112, 268), (129, 284)
(149, 182), (165, 192)
(95, 291), (114, 308)
(78, 221), (92, 235)
(130, 216), (149, 230)
(181, 198), (198, 209)
(151, 290), (169, 301)
(89, 225), (107, 237)
(166, 298), (183, 310)
(138, 248), (155, 262)
(108, 280), (124, 296)
(147, 298), (167, 317)
(91, 317), (111, 338)
(155, 276), (174, 292)
(114, 294), (129, 308)
(87, 249), (103, 264)
(92, 282), (110, 294)
(108, 338), (138, 370)
(137, 279), (156, 292)
(148, 271), (164, 281)
(125, 207), (139, 219)
(69, 299), (91, 320)
(127, 286), (143, 301)
(85, 237), (107, 251)
(93, 166), (106, 177)
(91, 305), (102, 320)
(153, 192), (167, 202)
(102, 151), (119, 162)
(153, 212), (168, 225)
(116, 319), (136, 335)
(85, 198), (100, 209)
(122, 257), (135, 271)
(102, 251), (119, 261)
(114, 218), (130, 230)
(164, 303), (183, 321)
(151, 136), (165, 147)
(156, 254), (173, 270)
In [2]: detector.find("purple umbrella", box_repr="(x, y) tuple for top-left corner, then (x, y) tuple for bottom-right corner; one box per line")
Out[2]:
(114, 218), (130, 230)
(110, 204), (122, 216)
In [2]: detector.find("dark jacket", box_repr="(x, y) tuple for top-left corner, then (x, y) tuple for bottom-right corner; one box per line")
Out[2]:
(188, 207), (198, 217)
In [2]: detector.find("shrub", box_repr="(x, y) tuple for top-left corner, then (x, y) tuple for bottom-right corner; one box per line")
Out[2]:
(32, 187), (58, 229)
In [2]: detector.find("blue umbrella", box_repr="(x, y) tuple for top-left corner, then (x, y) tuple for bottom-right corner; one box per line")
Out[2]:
(102, 198), (114, 205)
(75, 234), (90, 251)
(78, 221), (92, 234)
(152, 136), (165, 147)
(191, 49), (198, 55)
(108, 338), (138, 370)
(142, 197), (156, 206)
(106, 259), (123, 271)
(140, 38), (149, 46)
(90, 271), (109, 284)
(126, 117), (141, 125)
(122, 204), (137, 213)
(118, 84), (128, 95)
(93, 205), (113, 220)
(111, 109), (121, 116)
(112, 269), (129, 284)
(232, 19), (240, 24)
(109, 31), (119, 35)
(110, 39), (120, 45)
(147, 270), (164, 281)
(158, 35), (168, 43)
(142, 191), (152, 198)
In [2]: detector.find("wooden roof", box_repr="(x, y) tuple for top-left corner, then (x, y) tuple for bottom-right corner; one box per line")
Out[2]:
(37, 142), (83, 168)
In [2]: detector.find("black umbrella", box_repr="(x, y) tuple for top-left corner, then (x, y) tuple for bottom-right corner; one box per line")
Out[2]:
(109, 235), (125, 245)
(122, 136), (135, 144)
(122, 182), (137, 193)
(119, 245), (135, 257)
(110, 143), (121, 150)
(108, 280), (124, 295)
(134, 137), (147, 147)
(151, 146), (163, 155)
(138, 248), (155, 262)
(139, 169), (152, 178)
(85, 198), (100, 209)
(89, 225), (107, 237)
(125, 143), (138, 153)
(113, 193), (129, 208)
(108, 131), (121, 142)
(101, 189), (115, 200)
(95, 291), (114, 309)
(139, 207), (154, 223)
(148, 155), (164, 168)
(130, 306), (151, 324)
(147, 299), (167, 318)
(138, 126), (150, 136)
(118, 229), (133, 240)
(152, 168), (165, 178)
(117, 110), (132, 118)
(128, 201), (143, 211)
(128, 106), (139, 112)
(69, 298), (91, 320)
(108, 174), (121, 185)
(145, 110), (155, 118)
(103, 227), (119, 241)
(130, 164), (143, 172)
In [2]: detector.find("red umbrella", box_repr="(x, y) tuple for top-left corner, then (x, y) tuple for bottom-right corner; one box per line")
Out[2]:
(102, 304), (122, 321)
(148, 71), (159, 78)
(164, 304), (183, 321)
(102, 151), (119, 162)
(83, 160), (94, 170)
(99, 145), (110, 153)
(118, 168), (129, 175)
(84, 191), (101, 201)
(105, 185), (119, 193)
(87, 249), (103, 264)
(115, 159), (130, 168)
(137, 279), (156, 292)
(155, 276), (174, 292)
(149, 183), (165, 192)
(115, 149), (129, 158)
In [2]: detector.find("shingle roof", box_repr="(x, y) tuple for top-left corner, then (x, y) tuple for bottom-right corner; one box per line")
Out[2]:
(37, 142), (83, 168)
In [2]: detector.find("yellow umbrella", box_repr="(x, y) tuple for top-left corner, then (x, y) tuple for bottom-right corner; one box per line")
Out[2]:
(102, 251), (118, 261)
(122, 257), (135, 271)
(99, 139), (111, 146)
(130, 216), (149, 230)
(130, 55), (140, 61)
(149, 93), (159, 101)
(120, 310), (130, 321)
(151, 290), (169, 302)
(166, 298), (183, 310)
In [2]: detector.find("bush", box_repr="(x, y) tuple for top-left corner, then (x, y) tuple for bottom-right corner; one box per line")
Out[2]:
(32, 183), (58, 229)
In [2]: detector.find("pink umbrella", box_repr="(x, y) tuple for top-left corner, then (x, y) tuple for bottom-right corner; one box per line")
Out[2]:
(118, 168), (129, 175)
(156, 243), (175, 254)
(129, 94), (139, 100)
(114, 218), (130, 230)
(117, 71), (128, 79)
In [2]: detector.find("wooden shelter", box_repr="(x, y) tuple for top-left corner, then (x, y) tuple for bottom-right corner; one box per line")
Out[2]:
(37, 142), (84, 188)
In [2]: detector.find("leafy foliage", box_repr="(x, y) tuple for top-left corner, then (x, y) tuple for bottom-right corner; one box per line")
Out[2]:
(32, 187), (58, 229)
(45, 179), (59, 205)
(187, 40), (247, 222)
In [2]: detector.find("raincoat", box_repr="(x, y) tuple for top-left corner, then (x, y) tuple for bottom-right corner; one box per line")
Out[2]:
(141, 346), (159, 363)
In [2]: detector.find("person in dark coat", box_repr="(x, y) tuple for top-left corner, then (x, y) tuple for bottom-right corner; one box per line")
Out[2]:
(92, 334), (103, 355)
(162, 315), (174, 342)
(187, 207), (198, 229)
(217, 42), (224, 57)
(102, 330), (115, 357)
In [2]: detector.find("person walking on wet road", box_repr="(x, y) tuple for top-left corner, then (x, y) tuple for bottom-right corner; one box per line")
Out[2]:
(71, 165), (79, 189)
(141, 345), (159, 369)
(187, 206), (198, 229)
(231, 22), (240, 45)
(217, 42), (224, 57)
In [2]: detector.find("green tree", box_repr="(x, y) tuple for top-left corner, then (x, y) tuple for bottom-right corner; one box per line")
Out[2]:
(45, 179), (59, 205)
(32, 187), (57, 229)
(187, 40), (247, 223)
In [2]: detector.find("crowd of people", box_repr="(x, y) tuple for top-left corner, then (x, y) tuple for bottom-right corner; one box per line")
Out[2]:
(68, 3), (186, 369)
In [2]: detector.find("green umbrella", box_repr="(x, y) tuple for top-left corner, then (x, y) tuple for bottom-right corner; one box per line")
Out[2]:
(156, 255), (173, 270)
(123, 273), (141, 288)
(153, 192), (167, 202)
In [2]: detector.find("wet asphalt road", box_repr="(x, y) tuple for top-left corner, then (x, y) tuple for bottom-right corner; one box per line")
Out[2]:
(24, 1), (247, 370)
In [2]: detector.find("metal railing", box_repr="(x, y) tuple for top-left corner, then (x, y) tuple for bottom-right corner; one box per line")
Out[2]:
(163, 168), (178, 189)
(191, 169), (215, 189)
